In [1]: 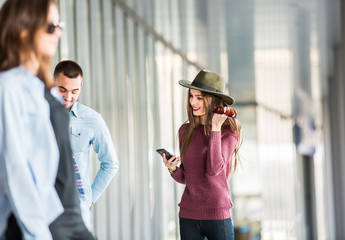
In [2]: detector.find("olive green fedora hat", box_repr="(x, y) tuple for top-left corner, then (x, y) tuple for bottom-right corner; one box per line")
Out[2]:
(179, 69), (235, 105)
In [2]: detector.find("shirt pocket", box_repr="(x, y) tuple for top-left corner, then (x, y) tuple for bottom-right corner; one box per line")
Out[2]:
(70, 126), (94, 153)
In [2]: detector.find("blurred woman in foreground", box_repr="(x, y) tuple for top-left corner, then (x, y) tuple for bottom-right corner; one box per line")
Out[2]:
(0, 0), (63, 239)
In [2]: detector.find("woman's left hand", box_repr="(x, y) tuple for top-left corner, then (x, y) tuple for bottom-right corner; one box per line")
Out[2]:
(212, 107), (229, 131)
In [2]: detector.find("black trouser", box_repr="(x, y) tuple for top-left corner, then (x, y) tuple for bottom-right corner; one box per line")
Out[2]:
(49, 208), (95, 240)
(3, 214), (22, 240)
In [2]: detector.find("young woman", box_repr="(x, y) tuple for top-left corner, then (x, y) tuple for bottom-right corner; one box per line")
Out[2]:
(162, 70), (242, 240)
(0, 0), (63, 239)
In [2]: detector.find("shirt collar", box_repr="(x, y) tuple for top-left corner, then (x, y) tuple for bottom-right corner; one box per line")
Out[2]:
(70, 102), (80, 118)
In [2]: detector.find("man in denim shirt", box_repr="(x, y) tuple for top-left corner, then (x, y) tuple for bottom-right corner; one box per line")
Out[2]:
(53, 60), (119, 231)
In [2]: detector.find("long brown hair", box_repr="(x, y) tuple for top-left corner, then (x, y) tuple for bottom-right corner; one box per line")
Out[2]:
(179, 89), (242, 174)
(0, 0), (57, 88)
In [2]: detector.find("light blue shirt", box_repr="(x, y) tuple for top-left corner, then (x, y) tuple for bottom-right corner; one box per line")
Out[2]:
(0, 66), (63, 240)
(69, 102), (119, 227)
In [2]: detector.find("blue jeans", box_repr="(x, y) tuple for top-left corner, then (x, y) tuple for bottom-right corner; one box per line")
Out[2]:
(179, 217), (234, 240)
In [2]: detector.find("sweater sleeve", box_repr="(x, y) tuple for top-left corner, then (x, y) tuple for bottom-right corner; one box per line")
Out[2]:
(206, 129), (237, 176)
(170, 124), (188, 184)
(170, 164), (185, 184)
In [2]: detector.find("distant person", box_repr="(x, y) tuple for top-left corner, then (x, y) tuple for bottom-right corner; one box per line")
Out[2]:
(45, 87), (95, 240)
(160, 70), (242, 240)
(54, 60), (119, 230)
(0, 0), (63, 239)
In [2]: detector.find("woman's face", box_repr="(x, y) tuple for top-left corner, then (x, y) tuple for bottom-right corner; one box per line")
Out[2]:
(189, 89), (206, 118)
(35, 3), (62, 58)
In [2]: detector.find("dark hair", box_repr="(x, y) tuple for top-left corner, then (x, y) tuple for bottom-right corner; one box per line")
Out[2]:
(179, 89), (242, 174)
(0, 0), (57, 87)
(54, 60), (83, 79)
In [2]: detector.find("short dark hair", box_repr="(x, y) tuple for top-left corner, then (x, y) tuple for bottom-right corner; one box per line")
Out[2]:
(54, 60), (83, 79)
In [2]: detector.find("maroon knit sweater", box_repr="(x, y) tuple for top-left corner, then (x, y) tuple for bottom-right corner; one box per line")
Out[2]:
(171, 123), (237, 220)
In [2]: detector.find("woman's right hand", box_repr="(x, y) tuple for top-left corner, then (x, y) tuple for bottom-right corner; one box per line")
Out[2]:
(163, 153), (180, 172)
(212, 106), (229, 131)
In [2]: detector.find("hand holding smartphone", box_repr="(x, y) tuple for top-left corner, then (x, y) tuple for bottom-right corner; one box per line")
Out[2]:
(156, 148), (179, 173)
(156, 148), (174, 160)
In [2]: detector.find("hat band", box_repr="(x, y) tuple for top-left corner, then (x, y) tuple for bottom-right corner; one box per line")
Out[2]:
(191, 81), (223, 93)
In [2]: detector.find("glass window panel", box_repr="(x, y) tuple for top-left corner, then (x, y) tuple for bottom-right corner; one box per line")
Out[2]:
(75, 0), (92, 107)
(58, 0), (76, 60)
(113, 5), (131, 240)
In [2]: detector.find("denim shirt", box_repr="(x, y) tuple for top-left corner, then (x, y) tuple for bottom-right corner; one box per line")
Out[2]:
(0, 66), (63, 239)
(69, 102), (119, 225)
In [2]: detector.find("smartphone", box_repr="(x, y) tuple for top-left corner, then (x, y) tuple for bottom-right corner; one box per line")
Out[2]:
(156, 148), (174, 160)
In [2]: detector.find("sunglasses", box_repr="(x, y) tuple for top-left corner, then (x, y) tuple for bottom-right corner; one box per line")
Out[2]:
(46, 21), (64, 34)
(213, 106), (237, 118)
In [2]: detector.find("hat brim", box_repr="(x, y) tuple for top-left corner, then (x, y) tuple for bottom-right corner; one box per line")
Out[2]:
(179, 80), (235, 105)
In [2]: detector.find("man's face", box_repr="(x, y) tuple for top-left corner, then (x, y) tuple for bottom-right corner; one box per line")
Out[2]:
(55, 72), (83, 110)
